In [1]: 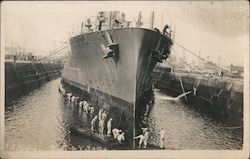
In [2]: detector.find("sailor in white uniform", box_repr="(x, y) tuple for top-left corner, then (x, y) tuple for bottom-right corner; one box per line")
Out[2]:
(112, 128), (122, 139)
(134, 134), (145, 149)
(143, 129), (149, 148)
(91, 115), (98, 133)
(117, 132), (125, 143)
(99, 119), (105, 134)
(158, 128), (166, 148)
(106, 118), (112, 137)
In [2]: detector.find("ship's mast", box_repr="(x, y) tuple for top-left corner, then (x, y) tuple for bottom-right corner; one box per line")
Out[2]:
(150, 11), (155, 29)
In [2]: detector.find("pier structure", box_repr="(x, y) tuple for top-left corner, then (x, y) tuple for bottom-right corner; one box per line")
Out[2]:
(153, 67), (243, 126)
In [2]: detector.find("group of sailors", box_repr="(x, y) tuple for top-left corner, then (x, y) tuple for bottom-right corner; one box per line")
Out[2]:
(59, 84), (166, 148)
(58, 84), (125, 144)
(85, 11), (132, 33)
(134, 127), (166, 149)
(90, 109), (125, 144)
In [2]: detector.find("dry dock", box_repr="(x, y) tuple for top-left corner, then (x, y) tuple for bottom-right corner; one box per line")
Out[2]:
(5, 61), (63, 105)
(153, 67), (243, 126)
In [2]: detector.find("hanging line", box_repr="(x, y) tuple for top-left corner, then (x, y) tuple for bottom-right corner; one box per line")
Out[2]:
(172, 40), (232, 75)
(178, 73), (187, 102)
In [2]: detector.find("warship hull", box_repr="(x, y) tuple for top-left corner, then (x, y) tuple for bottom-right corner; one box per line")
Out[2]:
(61, 28), (172, 148)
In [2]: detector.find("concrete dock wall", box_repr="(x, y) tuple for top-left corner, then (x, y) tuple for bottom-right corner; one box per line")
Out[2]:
(153, 68), (243, 126)
(5, 62), (63, 105)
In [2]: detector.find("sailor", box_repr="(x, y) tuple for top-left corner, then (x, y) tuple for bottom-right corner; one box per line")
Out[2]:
(106, 118), (112, 137)
(158, 128), (166, 148)
(83, 100), (88, 105)
(71, 96), (78, 103)
(91, 115), (98, 133)
(61, 89), (66, 96)
(112, 128), (122, 139)
(143, 129), (149, 148)
(98, 108), (103, 120)
(69, 94), (73, 102)
(98, 118), (105, 134)
(120, 13), (127, 28)
(101, 110), (107, 121)
(66, 92), (72, 100)
(75, 97), (79, 103)
(98, 11), (105, 31)
(71, 96), (75, 102)
(193, 87), (197, 96)
(83, 101), (89, 113)
(58, 84), (61, 90)
(141, 127), (148, 133)
(79, 101), (84, 108)
(85, 18), (93, 32)
(134, 134), (145, 149)
(221, 71), (224, 79)
(117, 132), (125, 143)
(89, 106), (95, 117)
(112, 18), (121, 29)
(35, 71), (39, 79)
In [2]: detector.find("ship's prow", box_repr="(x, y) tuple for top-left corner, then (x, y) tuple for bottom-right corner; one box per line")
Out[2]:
(61, 11), (173, 148)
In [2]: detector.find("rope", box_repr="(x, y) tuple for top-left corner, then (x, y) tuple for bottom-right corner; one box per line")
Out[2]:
(172, 40), (232, 75)
(178, 73), (187, 102)
(6, 43), (69, 68)
(172, 48), (207, 79)
(39, 44), (69, 62)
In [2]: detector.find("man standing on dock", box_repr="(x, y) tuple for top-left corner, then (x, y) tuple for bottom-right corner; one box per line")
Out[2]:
(91, 115), (98, 134)
(112, 128), (122, 139)
(99, 118), (105, 134)
(98, 108), (103, 120)
(134, 134), (145, 149)
(158, 128), (166, 149)
(83, 101), (89, 114)
(143, 128), (149, 148)
(117, 132), (125, 143)
(107, 118), (112, 137)
(79, 101), (83, 108)
(101, 110), (107, 121)
(89, 106), (94, 117)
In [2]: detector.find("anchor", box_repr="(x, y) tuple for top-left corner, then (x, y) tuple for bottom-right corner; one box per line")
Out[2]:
(100, 31), (119, 64)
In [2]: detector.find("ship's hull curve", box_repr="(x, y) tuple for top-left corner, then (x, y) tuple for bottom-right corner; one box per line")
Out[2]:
(62, 28), (172, 148)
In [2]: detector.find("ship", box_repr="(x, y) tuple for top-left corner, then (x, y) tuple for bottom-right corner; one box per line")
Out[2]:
(61, 11), (173, 148)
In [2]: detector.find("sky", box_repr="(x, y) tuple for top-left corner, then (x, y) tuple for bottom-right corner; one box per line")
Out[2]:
(2, 1), (249, 66)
